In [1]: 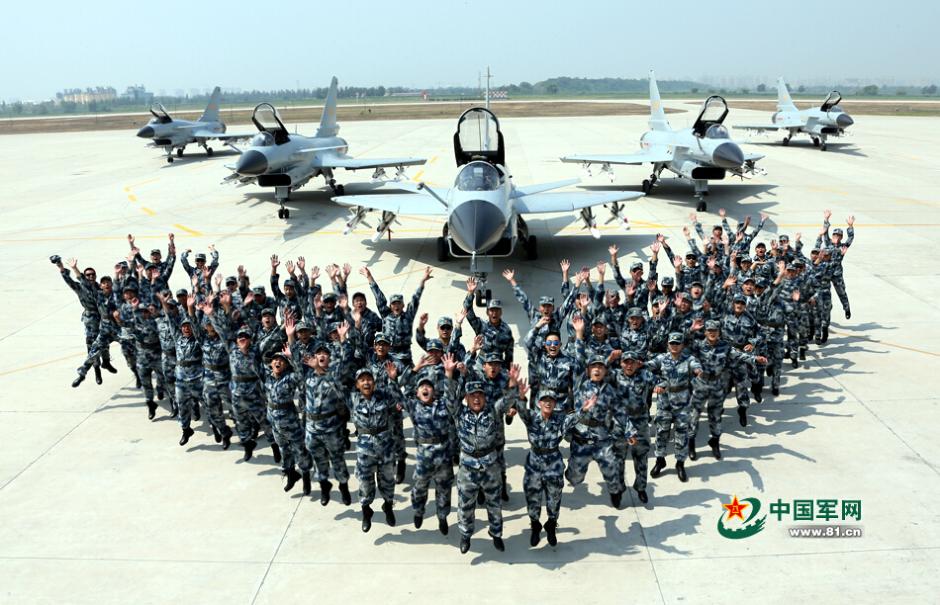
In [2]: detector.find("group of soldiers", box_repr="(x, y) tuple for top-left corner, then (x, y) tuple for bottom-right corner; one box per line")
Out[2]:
(55, 208), (855, 554)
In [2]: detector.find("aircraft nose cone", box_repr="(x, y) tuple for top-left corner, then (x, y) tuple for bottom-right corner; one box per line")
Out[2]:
(136, 126), (154, 139)
(837, 113), (854, 128)
(449, 199), (506, 253)
(712, 142), (744, 168)
(235, 150), (268, 175)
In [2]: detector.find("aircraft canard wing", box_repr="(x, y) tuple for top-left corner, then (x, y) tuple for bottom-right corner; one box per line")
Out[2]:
(511, 178), (580, 198)
(190, 130), (255, 141)
(316, 156), (427, 170)
(743, 151), (765, 162)
(514, 191), (643, 214)
(560, 150), (672, 166)
(332, 193), (448, 216)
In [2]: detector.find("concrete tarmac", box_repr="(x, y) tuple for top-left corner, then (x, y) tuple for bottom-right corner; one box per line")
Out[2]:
(0, 104), (938, 604)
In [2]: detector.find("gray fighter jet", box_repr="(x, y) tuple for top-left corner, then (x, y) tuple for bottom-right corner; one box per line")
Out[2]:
(733, 77), (855, 150)
(560, 71), (764, 211)
(334, 107), (643, 304)
(135, 86), (253, 163)
(225, 77), (425, 219)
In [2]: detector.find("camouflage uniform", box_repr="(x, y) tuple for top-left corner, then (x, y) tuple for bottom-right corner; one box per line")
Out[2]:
(401, 388), (457, 522)
(201, 328), (233, 441)
(721, 305), (763, 409)
(128, 306), (165, 403)
(463, 297), (515, 364)
(180, 250), (219, 292)
(820, 221), (854, 316)
(371, 281), (424, 366)
(263, 365), (312, 474)
(62, 269), (108, 371)
(690, 334), (755, 440)
(168, 315), (205, 434)
(611, 365), (656, 493)
(565, 377), (629, 497)
(348, 384), (402, 506)
(296, 351), (351, 485)
(155, 305), (180, 412)
(524, 326), (585, 412)
(646, 348), (702, 461)
(76, 286), (121, 379)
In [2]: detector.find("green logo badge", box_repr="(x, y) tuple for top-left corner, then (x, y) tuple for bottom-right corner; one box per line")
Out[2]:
(717, 495), (767, 540)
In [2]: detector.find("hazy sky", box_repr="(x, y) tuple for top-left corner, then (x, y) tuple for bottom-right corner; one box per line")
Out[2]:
(3, 0), (938, 100)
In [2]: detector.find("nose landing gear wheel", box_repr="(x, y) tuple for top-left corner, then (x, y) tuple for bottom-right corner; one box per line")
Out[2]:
(524, 235), (538, 260)
(206, 147), (213, 156)
(642, 179), (652, 194)
(336, 184), (345, 195)
(782, 136), (790, 146)
(696, 200), (707, 212)
(166, 156), (174, 163)
(278, 208), (290, 219)
(812, 137), (820, 147)
(436, 237), (449, 262)
(176, 148), (184, 157)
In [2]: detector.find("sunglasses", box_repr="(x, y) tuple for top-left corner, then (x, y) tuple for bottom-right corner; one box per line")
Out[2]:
(439, 325), (453, 330)
(544, 340), (561, 346)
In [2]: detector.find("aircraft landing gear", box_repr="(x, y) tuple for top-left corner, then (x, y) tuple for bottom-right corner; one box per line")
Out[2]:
(819, 136), (828, 151)
(474, 286), (493, 308)
(524, 235), (538, 260)
(328, 178), (346, 196)
(693, 179), (708, 212)
(176, 148), (184, 157)
(812, 137), (820, 147)
(276, 186), (291, 219)
(782, 136), (790, 146)
(166, 156), (174, 164)
(206, 146), (213, 156)
(436, 236), (449, 262)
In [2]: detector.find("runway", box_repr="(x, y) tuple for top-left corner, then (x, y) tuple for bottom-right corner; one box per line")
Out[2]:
(0, 103), (938, 603)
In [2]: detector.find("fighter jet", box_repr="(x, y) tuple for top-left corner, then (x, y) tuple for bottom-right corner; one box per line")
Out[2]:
(333, 107), (643, 305)
(135, 86), (253, 163)
(560, 71), (764, 212)
(733, 78), (855, 151)
(224, 77), (426, 219)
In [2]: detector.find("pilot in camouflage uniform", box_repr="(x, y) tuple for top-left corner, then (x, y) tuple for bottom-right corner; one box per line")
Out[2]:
(255, 308), (287, 361)
(524, 324), (586, 413)
(620, 307), (652, 359)
(721, 294), (763, 411)
(364, 266), (431, 367)
(416, 316), (468, 361)
(400, 376), (457, 535)
(565, 355), (632, 508)
(463, 290), (515, 366)
(128, 303), (166, 421)
(818, 213), (854, 319)
(610, 350), (656, 504)
(198, 313), (234, 450)
(263, 351), (311, 494)
(155, 291), (183, 417)
(466, 351), (515, 502)
(646, 332), (702, 482)
(753, 275), (787, 395)
(348, 367), (403, 532)
(71, 275), (121, 388)
(180, 248), (219, 293)
(59, 259), (117, 385)
(158, 296), (205, 447)
(514, 390), (596, 547)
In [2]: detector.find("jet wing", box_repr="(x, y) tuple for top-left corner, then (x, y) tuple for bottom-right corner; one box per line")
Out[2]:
(332, 193), (448, 216)
(316, 155), (426, 170)
(560, 150), (673, 166)
(511, 178), (579, 198)
(514, 191), (643, 214)
(190, 130), (255, 141)
(743, 152), (765, 162)
(732, 124), (787, 132)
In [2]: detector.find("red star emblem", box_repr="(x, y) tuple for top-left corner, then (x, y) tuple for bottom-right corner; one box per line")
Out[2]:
(723, 495), (749, 521)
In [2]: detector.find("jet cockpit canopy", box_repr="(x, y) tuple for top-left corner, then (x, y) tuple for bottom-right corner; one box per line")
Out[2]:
(692, 96), (729, 138)
(148, 103), (172, 124)
(821, 91), (843, 113)
(250, 103), (290, 145)
(454, 107), (505, 167)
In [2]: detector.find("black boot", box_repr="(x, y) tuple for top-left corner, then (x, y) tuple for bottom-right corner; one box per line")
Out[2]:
(94, 366), (103, 385)
(505, 414), (514, 425)
(766, 365), (774, 377)
(414, 513), (423, 529)
(752, 383), (763, 404)
(738, 406), (748, 427)
(799, 348), (806, 361)
(636, 490), (649, 504)
(610, 490), (622, 509)
(650, 457), (667, 478)
(529, 519), (542, 547)
(301, 472), (312, 496)
(395, 458), (406, 484)
(271, 443), (282, 464)
(492, 535), (505, 552)
(438, 517), (448, 535)
(146, 400), (157, 420)
(71, 372), (86, 388)
(156, 386), (165, 400)
(688, 437), (698, 461)
(845, 309), (851, 320)
(134, 371), (142, 389)
(477, 489), (485, 505)
(708, 436), (722, 460)
(382, 500), (396, 526)
(675, 461), (688, 482)
(221, 428), (232, 450)
(362, 505), (373, 533)
(284, 467), (301, 492)
(212, 427), (222, 444)
(339, 482), (352, 505)
(792, 356), (799, 369)
(501, 479), (509, 502)
(544, 519), (558, 546)
(459, 534), (471, 554)
(193, 402), (201, 421)
(101, 360), (118, 374)
(319, 480), (332, 505)
(243, 440), (256, 461)
(179, 427), (195, 446)
(772, 385), (780, 396)
(170, 402), (178, 418)
(822, 326), (829, 343)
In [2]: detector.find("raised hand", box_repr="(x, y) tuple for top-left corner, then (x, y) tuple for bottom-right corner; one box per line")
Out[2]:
(342, 263), (352, 278)
(651, 241), (661, 254)
(508, 363), (521, 383)
(718, 208), (726, 218)
(270, 254), (280, 270)
(572, 313), (584, 335)
(67, 257), (78, 269)
(336, 321), (350, 341)
(456, 308), (468, 325)
(759, 211), (769, 222)
(560, 258), (571, 274)
(237, 264), (246, 277)
(517, 379), (529, 400)
(582, 394), (598, 411)
(338, 294), (349, 310)
(385, 361), (398, 381)
(418, 312), (429, 328)
(310, 266), (320, 281)
(285, 260), (295, 275)
(422, 266), (433, 283)
(795, 232), (802, 242)
(682, 225), (690, 238)
(442, 353), (457, 374)
(213, 273), (223, 289)
(284, 311), (296, 337)
(823, 208), (832, 220)
(691, 317), (704, 331)
(688, 212), (698, 223)
(207, 244), (216, 253)
(466, 276), (478, 293)
(673, 256), (683, 270)
(219, 290), (232, 308)
(846, 214), (855, 227)
(596, 260), (606, 278)
(501, 268), (515, 283)
(471, 334), (484, 352)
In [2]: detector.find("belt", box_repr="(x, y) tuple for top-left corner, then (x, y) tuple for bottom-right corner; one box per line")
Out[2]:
(179, 360), (202, 368)
(233, 375), (258, 383)
(668, 384), (691, 393)
(308, 411), (337, 422)
(268, 401), (296, 412)
(416, 436), (445, 445)
(206, 363), (229, 372)
(571, 433), (596, 445)
(356, 425), (388, 436)
(532, 446), (559, 456)
(463, 444), (497, 458)
(579, 417), (603, 428)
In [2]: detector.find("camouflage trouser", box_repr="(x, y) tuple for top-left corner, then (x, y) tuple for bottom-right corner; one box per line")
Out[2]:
(831, 272), (850, 313)
(305, 428), (350, 483)
(119, 331), (137, 374)
(785, 306), (810, 360)
(565, 438), (624, 494)
(691, 378), (727, 439)
(730, 363), (752, 409)
(392, 408), (406, 461)
(202, 373), (232, 436)
(230, 385), (271, 444)
(412, 443), (454, 519)
(79, 322), (118, 376)
(815, 289), (833, 335)
(355, 441), (395, 506)
(161, 353), (177, 406)
(654, 393), (692, 461)
(269, 406), (312, 473)
(175, 376), (203, 430)
(613, 416), (651, 492)
(763, 330), (785, 390)
(523, 451), (564, 521)
(457, 460), (503, 538)
(135, 345), (164, 401)
(81, 312), (106, 368)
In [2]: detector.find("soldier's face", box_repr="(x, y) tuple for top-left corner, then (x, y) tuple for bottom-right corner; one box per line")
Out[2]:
(483, 362), (501, 379)
(323, 300), (336, 311)
(668, 342), (683, 355)
(742, 283), (754, 295)
(544, 337), (561, 357)
(705, 329), (720, 344)
(205, 323), (217, 337)
(100, 280), (112, 295)
(284, 285), (295, 297)
(271, 357), (286, 375)
(176, 294), (187, 306)
(438, 325), (453, 338)
(755, 247), (766, 258)
(123, 291), (134, 302)
(315, 352), (330, 367)
(691, 286), (703, 298)
(591, 323), (607, 339)
(539, 304), (553, 317)
(356, 375), (375, 396)
(181, 324), (193, 338)
(589, 363), (607, 381)
(227, 283), (237, 292)
(196, 259), (206, 267)
(353, 296), (366, 311)
(417, 383), (434, 403)
(679, 300), (692, 313)
(151, 252), (161, 262)
(621, 359), (640, 375)
(733, 301), (746, 315)
(466, 391), (485, 412)
(832, 233), (843, 244)
(390, 301), (404, 315)
(712, 227), (722, 238)
(236, 335), (250, 350)
(83, 269), (97, 282)
(375, 342), (389, 356)
(487, 308), (502, 322)
(631, 268), (643, 280)
(539, 398), (556, 415)
(298, 330), (312, 343)
(262, 315), (275, 328)
(428, 350), (443, 364)
(628, 316), (643, 329)
(685, 257), (696, 267)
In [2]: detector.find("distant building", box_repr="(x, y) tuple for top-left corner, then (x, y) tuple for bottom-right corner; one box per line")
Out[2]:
(56, 86), (117, 104)
(121, 85), (154, 104)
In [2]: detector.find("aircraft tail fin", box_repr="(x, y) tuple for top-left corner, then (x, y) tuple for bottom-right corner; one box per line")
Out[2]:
(198, 86), (223, 123)
(648, 70), (670, 131)
(776, 77), (798, 113)
(316, 76), (340, 138)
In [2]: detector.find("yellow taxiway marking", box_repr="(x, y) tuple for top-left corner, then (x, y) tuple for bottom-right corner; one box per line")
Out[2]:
(127, 194), (138, 202)
(0, 352), (86, 377)
(140, 207), (156, 216)
(828, 329), (939, 358)
(173, 224), (204, 237)
(412, 170), (425, 181)
(429, 156), (439, 164)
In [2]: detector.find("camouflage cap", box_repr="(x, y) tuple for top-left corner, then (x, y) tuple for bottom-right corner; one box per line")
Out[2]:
(314, 341), (331, 354)
(483, 351), (503, 364)
(123, 284), (139, 293)
(786, 263), (798, 271)
(677, 296), (692, 306)
(690, 280), (704, 288)
(389, 294), (405, 304)
(261, 307), (276, 317)
(150, 248), (162, 255)
(755, 278), (769, 289)
(322, 292), (337, 302)
(225, 275), (237, 284)
(252, 286), (266, 294)
(327, 322), (341, 333)
(685, 252), (697, 259)
(437, 317), (453, 327)
(627, 307), (644, 318)
(740, 256), (753, 264)
(621, 349), (642, 361)
(537, 390), (559, 402)
(464, 381), (485, 394)
(271, 351), (293, 368)
(704, 320), (721, 331)
(373, 331), (391, 344)
(667, 332), (684, 344)
(487, 299), (503, 310)
(755, 241), (767, 249)
(295, 320), (312, 332)
(661, 277), (675, 286)
(742, 275), (756, 283)
(175, 288), (188, 296)
(587, 354), (608, 366)
(538, 295), (555, 306)
(283, 279), (296, 289)
(417, 376), (436, 388)
(793, 259), (806, 267)
(355, 368), (374, 379)
(591, 313), (608, 326)
(180, 317), (195, 327)
(779, 234), (790, 242)
(733, 294), (747, 303)
(195, 252), (207, 261)
(145, 262), (157, 270)
(426, 339), (444, 352)
(832, 228), (844, 235)
(629, 261), (644, 271)
(235, 328), (252, 339)
(135, 303), (150, 312)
